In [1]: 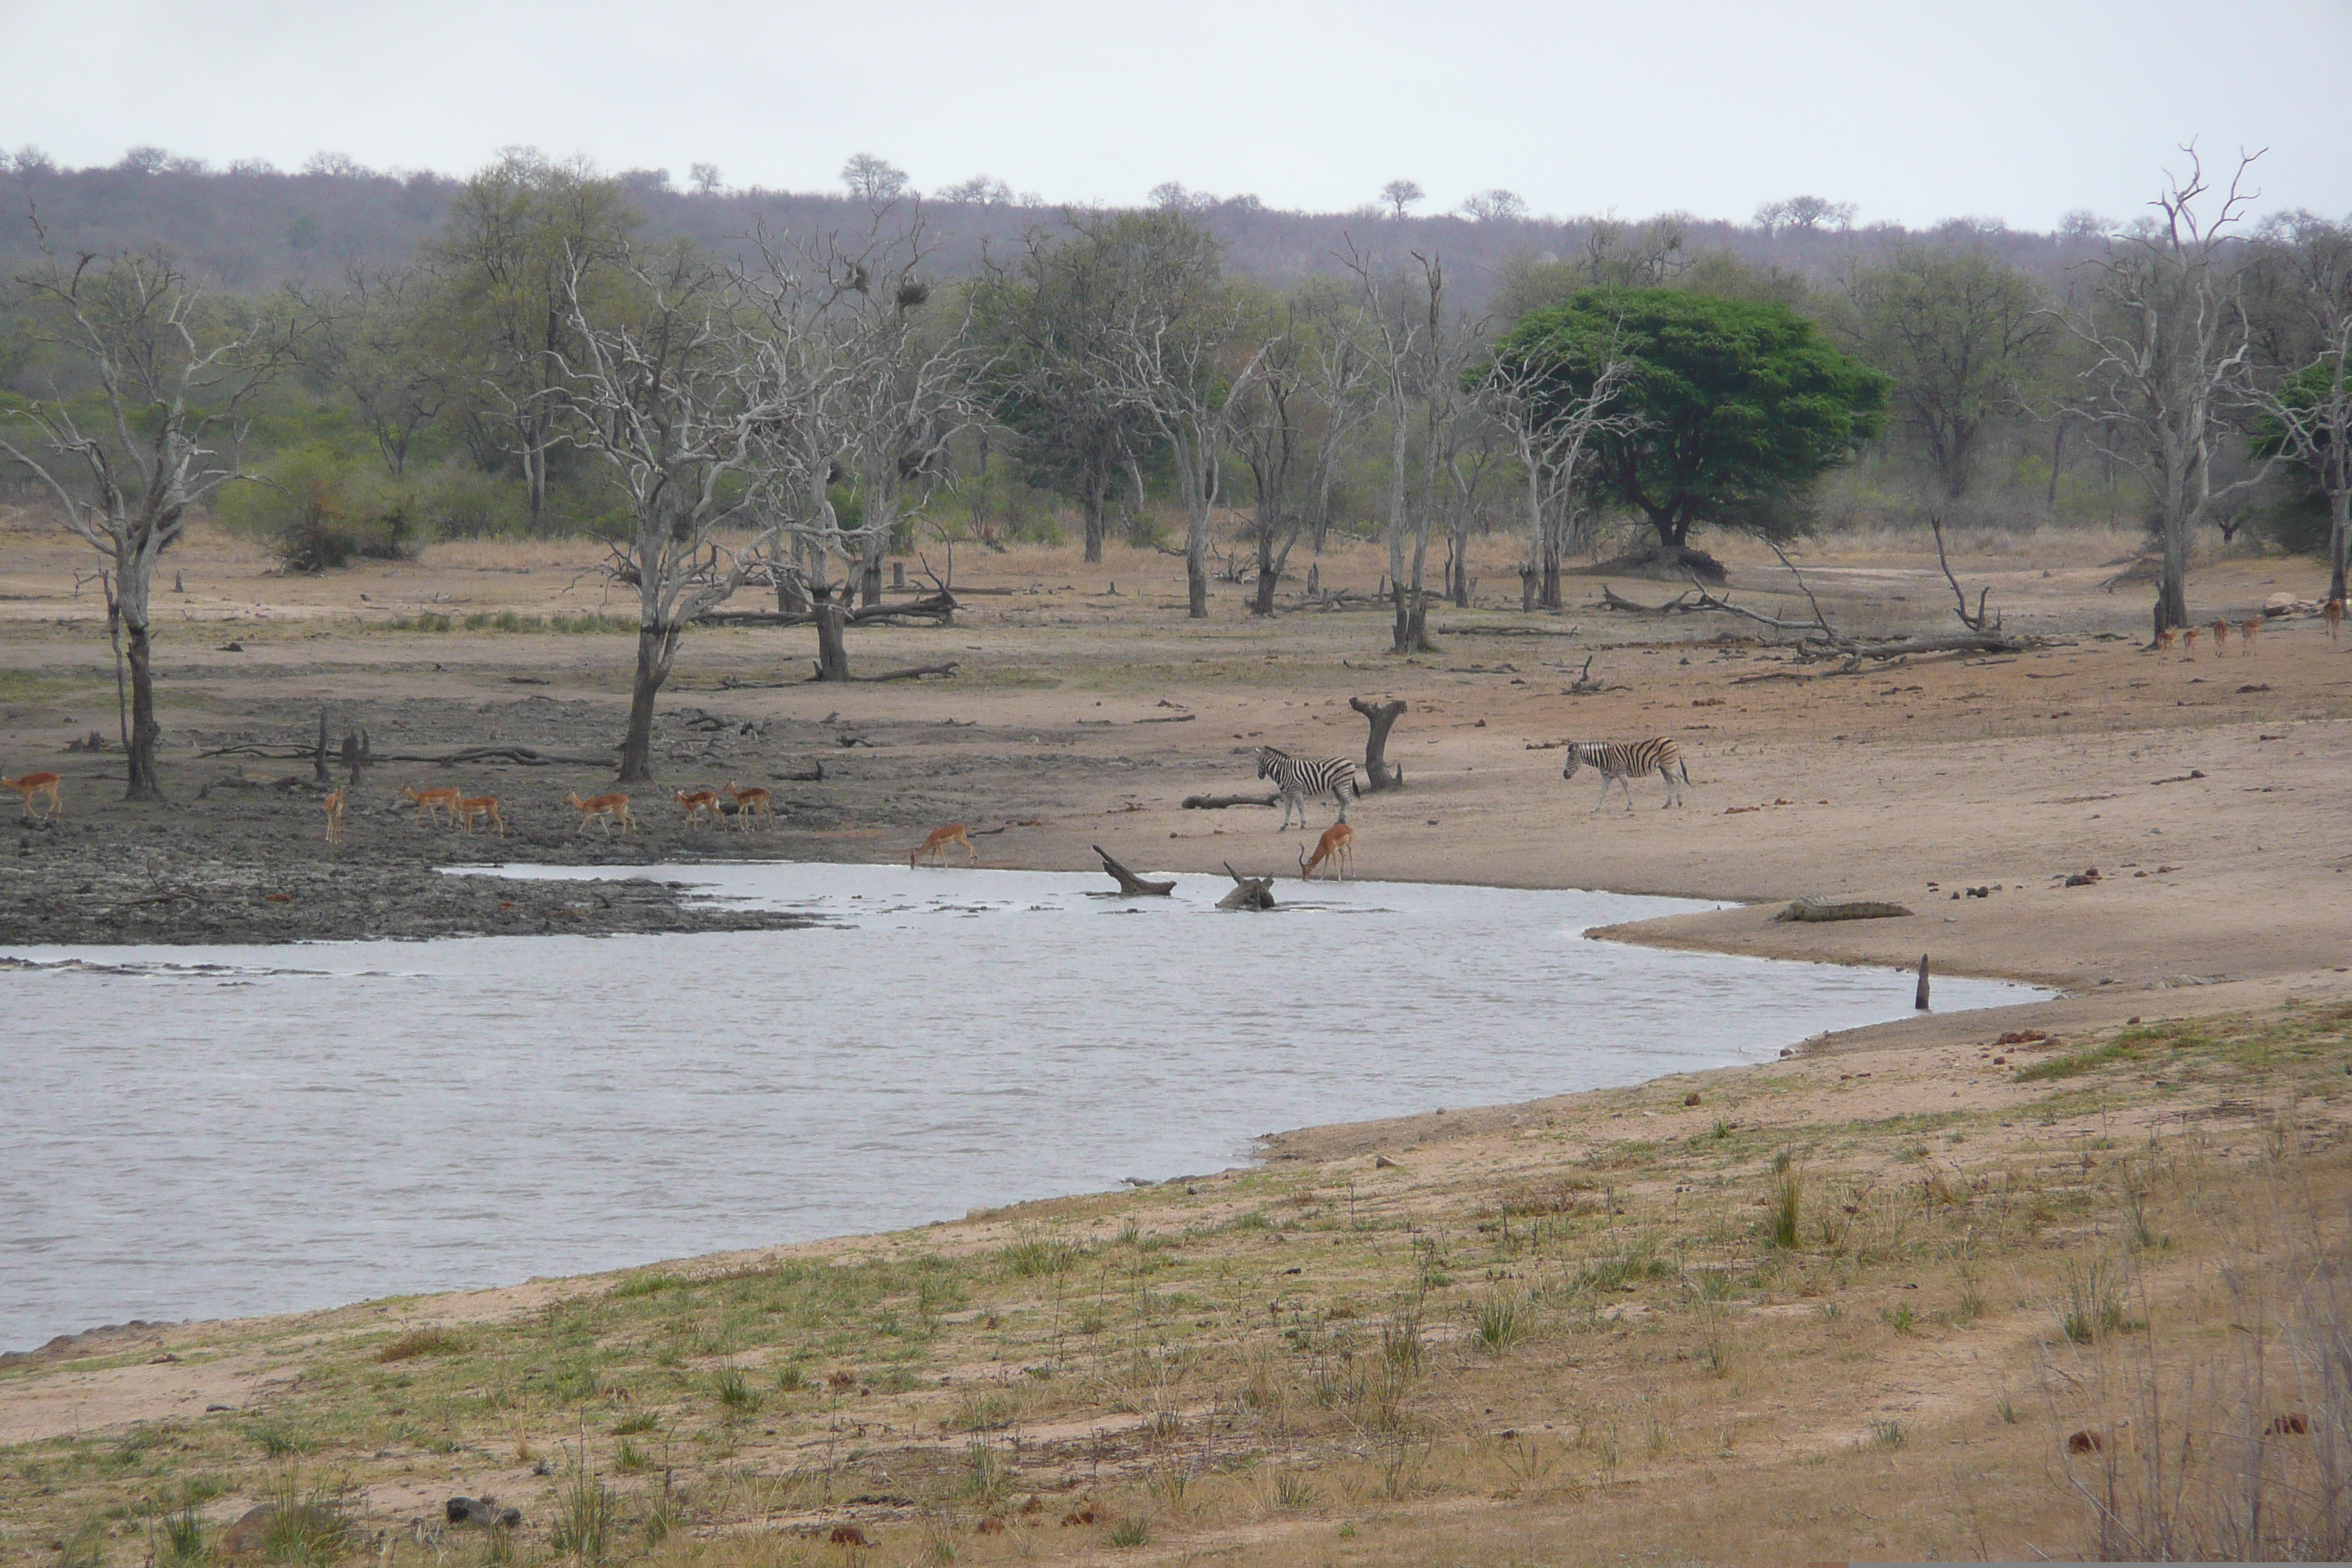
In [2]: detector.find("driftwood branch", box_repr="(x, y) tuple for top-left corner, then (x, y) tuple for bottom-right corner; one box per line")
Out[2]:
(1182, 791), (1279, 810)
(1093, 844), (1176, 897)
(1929, 516), (2000, 633)
(1217, 862), (1277, 911)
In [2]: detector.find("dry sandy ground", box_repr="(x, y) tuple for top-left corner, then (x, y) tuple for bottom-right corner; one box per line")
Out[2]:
(3, 510), (2350, 1562)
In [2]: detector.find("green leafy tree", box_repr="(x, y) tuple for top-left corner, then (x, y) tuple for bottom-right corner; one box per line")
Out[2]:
(1491, 287), (1887, 553)
(971, 212), (1210, 562)
(1842, 248), (2048, 500)
(424, 151), (639, 534)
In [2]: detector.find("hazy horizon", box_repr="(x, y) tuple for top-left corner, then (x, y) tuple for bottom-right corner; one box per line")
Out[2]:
(4, 0), (2349, 231)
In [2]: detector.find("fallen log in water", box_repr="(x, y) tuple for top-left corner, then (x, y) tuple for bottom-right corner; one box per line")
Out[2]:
(1093, 845), (1176, 897)
(1217, 862), (1277, 911)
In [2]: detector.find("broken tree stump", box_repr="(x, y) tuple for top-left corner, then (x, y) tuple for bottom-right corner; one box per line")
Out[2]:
(1349, 696), (1406, 791)
(1915, 954), (1931, 1010)
(1093, 845), (1175, 897)
(1216, 862), (1277, 911)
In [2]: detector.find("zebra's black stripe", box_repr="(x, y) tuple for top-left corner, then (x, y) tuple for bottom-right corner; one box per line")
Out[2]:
(1561, 738), (1689, 813)
(1256, 747), (1361, 829)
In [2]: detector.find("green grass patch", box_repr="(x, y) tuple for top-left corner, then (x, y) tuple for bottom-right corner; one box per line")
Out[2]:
(374, 1326), (466, 1362)
(2016, 1038), (2144, 1082)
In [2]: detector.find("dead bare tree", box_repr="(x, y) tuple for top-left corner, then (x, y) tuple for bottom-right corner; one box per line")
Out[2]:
(0, 239), (295, 799)
(554, 246), (784, 783)
(1484, 333), (1638, 610)
(2062, 148), (2273, 636)
(1100, 295), (1273, 619)
(1929, 516), (2000, 631)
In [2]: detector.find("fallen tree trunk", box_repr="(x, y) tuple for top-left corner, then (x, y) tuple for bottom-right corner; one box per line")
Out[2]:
(815, 661), (959, 683)
(1836, 633), (2026, 661)
(198, 742), (616, 768)
(1093, 844), (1176, 897)
(1182, 791), (1279, 810)
(1599, 584), (1708, 615)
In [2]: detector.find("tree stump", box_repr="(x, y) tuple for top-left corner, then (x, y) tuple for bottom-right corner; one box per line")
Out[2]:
(1216, 862), (1276, 911)
(1093, 845), (1175, 897)
(1349, 696), (1407, 792)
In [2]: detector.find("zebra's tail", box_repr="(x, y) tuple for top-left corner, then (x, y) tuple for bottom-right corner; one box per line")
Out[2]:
(1679, 756), (1691, 785)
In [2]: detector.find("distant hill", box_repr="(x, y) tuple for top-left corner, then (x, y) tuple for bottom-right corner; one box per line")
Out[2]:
(1, 162), (2090, 309)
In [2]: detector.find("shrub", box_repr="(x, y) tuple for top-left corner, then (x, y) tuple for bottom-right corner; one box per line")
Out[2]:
(218, 442), (418, 570)
(374, 1326), (465, 1362)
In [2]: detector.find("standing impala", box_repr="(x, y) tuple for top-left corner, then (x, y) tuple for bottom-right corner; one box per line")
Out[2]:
(565, 790), (635, 835)
(3, 771), (63, 823)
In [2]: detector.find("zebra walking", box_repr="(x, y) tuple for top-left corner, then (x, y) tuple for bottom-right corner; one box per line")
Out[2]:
(1256, 747), (1361, 832)
(1561, 738), (1689, 813)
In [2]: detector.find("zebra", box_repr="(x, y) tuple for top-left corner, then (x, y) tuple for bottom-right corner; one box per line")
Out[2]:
(1256, 747), (1360, 832)
(1561, 738), (1689, 813)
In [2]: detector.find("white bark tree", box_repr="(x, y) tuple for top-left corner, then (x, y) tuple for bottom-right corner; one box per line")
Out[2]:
(2062, 149), (2271, 637)
(0, 244), (294, 798)
(554, 246), (785, 782)
(1485, 337), (1637, 609)
(1099, 291), (1273, 619)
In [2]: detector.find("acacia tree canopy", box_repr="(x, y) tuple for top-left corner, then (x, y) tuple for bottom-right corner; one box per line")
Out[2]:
(1493, 287), (1887, 550)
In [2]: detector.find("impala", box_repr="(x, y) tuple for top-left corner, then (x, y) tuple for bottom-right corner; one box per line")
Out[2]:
(455, 795), (505, 836)
(323, 787), (346, 843)
(723, 781), (773, 829)
(565, 790), (635, 835)
(1298, 821), (1354, 881)
(400, 783), (461, 827)
(909, 823), (979, 868)
(676, 787), (723, 829)
(3, 771), (63, 823)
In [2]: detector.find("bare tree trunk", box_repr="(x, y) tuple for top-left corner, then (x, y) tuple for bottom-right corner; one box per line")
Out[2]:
(1082, 462), (1110, 565)
(812, 591), (852, 681)
(123, 620), (164, 801)
(1542, 549), (1562, 611)
(1251, 498), (1282, 617)
(1349, 696), (1406, 791)
(618, 625), (679, 784)
(1184, 446), (1211, 619)
(2332, 486), (2351, 606)
(2046, 416), (2068, 510)
(2155, 524), (2191, 637)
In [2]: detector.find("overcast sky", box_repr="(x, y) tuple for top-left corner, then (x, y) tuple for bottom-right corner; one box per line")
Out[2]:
(3, 0), (2348, 230)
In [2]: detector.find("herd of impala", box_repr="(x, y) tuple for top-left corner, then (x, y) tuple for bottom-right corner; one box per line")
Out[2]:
(31, 595), (2334, 880)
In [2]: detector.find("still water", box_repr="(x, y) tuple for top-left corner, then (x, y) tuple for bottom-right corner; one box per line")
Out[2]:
(1, 864), (2047, 1350)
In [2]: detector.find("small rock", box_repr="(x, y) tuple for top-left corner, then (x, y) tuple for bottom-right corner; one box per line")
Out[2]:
(1373, 1155), (1398, 1169)
(447, 1496), (519, 1529)
(829, 1523), (871, 1545)
(2067, 1429), (2104, 1454)
(1684, 1092), (1702, 1107)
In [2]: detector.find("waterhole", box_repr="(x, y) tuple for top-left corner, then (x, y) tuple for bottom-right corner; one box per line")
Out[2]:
(1, 864), (2045, 1349)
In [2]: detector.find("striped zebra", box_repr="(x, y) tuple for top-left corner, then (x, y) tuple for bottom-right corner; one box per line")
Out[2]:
(1561, 738), (1690, 813)
(1256, 747), (1360, 832)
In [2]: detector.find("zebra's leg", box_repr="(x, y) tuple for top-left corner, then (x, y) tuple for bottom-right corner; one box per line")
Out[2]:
(1591, 775), (1609, 813)
(1662, 766), (1681, 808)
(1618, 774), (1636, 815)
